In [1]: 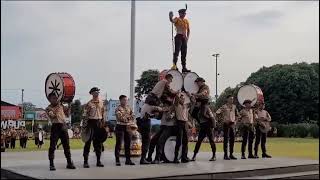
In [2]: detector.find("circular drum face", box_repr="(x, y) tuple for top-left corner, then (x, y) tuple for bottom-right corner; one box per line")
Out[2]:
(183, 72), (199, 94)
(45, 73), (64, 102)
(164, 136), (182, 162)
(166, 70), (183, 92)
(237, 85), (262, 107)
(68, 129), (74, 139)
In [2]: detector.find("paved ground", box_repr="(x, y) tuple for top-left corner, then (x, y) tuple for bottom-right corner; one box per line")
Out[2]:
(1, 150), (318, 179)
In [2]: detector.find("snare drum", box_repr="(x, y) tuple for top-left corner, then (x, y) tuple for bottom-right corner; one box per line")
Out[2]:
(159, 69), (183, 92)
(183, 72), (199, 94)
(45, 72), (76, 103)
(237, 84), (264, 107)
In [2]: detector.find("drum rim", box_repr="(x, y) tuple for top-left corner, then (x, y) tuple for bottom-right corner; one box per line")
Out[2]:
(45, 72), (66, 102)
(63, 72), (76, 102)
(166, 69), (183, 90)
(183, 71), (199, 93)
(237, 84), (260, 107)
(163, 135), (182, 162)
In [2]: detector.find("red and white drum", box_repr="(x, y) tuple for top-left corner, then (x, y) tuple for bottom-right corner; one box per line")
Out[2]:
(159, 69), (183, 92)
(45, 72), (76, 103)
(237, 84), (264, 107)
(183, 72), (199, 94)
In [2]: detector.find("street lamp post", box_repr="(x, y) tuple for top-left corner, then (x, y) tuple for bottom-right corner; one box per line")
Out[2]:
(129, 0), (136, 109)
(212, 53), (220, 101)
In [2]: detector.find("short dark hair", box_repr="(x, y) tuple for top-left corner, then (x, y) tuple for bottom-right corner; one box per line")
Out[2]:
(226, 95), (233, 99)
(119, 95), (127, 100)
(165, 74), (173, 79)
(48, 92), (57, 98)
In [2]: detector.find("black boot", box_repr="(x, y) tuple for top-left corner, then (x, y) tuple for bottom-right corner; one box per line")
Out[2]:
(241, 153), (246, 159)
(49, 159), (56, 171)
(66, 158), (76, 169)
(125, 159), (135, 165)
(173, 157), (180, 164)
(248, 154), (255, 159)
(151, 157), (161, 164)
(262, 153), (272, 158)
(254, 152), (259, 159)
(209, 154), (216, 161)
(146, 155), (153, 163)
(181, 157), (190, 163)
(115, 158), (121, 166)
(83, 156), (90, 168)
(191, 153), (197, 161)
(140, 158), (151, 165)
(224, 154), (230, 160)
(229, 154), (237, 160)
(182, 66), (191, 73)
(96, 154), (104, 167)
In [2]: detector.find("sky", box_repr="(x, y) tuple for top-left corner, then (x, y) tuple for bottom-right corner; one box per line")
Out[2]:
(1, 1), (319, 108)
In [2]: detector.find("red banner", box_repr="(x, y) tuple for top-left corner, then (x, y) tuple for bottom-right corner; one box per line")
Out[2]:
(1, 106), (22, 120)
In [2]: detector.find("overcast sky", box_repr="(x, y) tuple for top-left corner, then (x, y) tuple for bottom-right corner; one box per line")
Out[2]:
(1, 1), (319, 108)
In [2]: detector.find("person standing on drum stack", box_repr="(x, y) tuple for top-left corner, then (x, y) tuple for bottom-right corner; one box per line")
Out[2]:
(216, 95), (239, 160)
(169, 7), (191, 73)
(191, 97), (217, 162)
(83, 87), (105, 168)
(46, 92), (76, 171)
(239, 100), (257, 159)
(114, 95), (135, 166)
(254, 103), (272, 158)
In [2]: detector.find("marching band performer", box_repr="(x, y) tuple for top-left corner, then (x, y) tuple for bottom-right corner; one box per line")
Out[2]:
(46, 92), (76, 171)
(83, 87), (105, 168)
(239, 100), (257, 159)
(216, 95), (239, 160)
(191, 97), (217, 161)
(254, 103), (272, 158)
(169, 8), (191, 73)
(173, 93), (191, 163)
(114, 95), (135, 166)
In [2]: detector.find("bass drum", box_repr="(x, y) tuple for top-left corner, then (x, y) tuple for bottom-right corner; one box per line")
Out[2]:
(183, 72), (199, 94)
(45, 72), (76, 103)
(159, 69), (183, 92)
(237, 84), (264, 107)
(162, 127), (182, 162)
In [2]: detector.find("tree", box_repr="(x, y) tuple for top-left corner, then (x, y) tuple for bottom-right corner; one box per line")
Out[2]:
(71, 99), (82, 124)
(245, 62), (319, 124)
(135, 69), (160, 96)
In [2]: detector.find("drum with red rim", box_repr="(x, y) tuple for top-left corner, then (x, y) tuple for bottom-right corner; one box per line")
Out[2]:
(237, 84), (264, 107)
(45, 72), (76, 103)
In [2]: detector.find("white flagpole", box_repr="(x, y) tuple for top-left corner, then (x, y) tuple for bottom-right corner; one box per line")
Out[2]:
(129, 0), (136, 109)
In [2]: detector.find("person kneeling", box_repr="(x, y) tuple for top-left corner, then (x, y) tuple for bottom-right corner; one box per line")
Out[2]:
(46, 93), (76, 171)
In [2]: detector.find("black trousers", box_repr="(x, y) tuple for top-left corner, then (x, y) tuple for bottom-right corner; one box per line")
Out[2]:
(20, 138), (23, 147)
(114, 124), (131, 161)
(241, 125), (255, 155)
(158, 126), (175, 161)
(83, 120), (102, 159)
(223, 123), (235, 155)
(174, 121), (188, 159)
(137, 118), (151, 160)
(10, 138), (16, 149)
(254, 127), (267, 155)
(148, 125), (166, 160)
(49, 123), (71, 161)
(23, 137), (27, 148)
(194, 122), (216, 156)
(5, 140), (10, 148)
(173, 34), (187, 66)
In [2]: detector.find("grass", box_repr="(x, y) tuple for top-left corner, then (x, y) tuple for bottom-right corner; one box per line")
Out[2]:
(4, 137), (319, 160)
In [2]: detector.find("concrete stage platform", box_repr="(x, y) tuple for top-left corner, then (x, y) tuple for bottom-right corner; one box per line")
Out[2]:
(1, 150), (319, 179)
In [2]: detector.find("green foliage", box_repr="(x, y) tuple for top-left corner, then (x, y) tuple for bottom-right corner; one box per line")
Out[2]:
(245, 62), (319, 124)
(71, 99), (82, 125)
(135, 69), (160, 96)
(309, 124), (319, 138)
(273, 123), (318, 138)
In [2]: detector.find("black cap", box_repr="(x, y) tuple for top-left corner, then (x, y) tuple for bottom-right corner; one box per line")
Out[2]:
(195, 77), (205, 82)
(178, 9), (186, 14)
(243, 99), (252, 105)
(89, 87), (100, 94)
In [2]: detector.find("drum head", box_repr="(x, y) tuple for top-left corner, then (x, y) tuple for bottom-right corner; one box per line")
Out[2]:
(164, 136), (182, 162)
(68, 129), (73, 138)
(81, 128), (92, 143)
(181, 92), (191, 104)
(167, 70), (183, 92)
(183, 72), (199, 94)
(237, 85), (258, 107)
(45, 73), (64, 102)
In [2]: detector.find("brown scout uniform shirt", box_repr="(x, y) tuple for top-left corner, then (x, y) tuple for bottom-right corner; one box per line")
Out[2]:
(115, 105), (135, 126)
(46, 104), (66, 124)
(85, 99), (105, 120)
(216, 104), (239, 123)
(239, 108), (257, 125)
